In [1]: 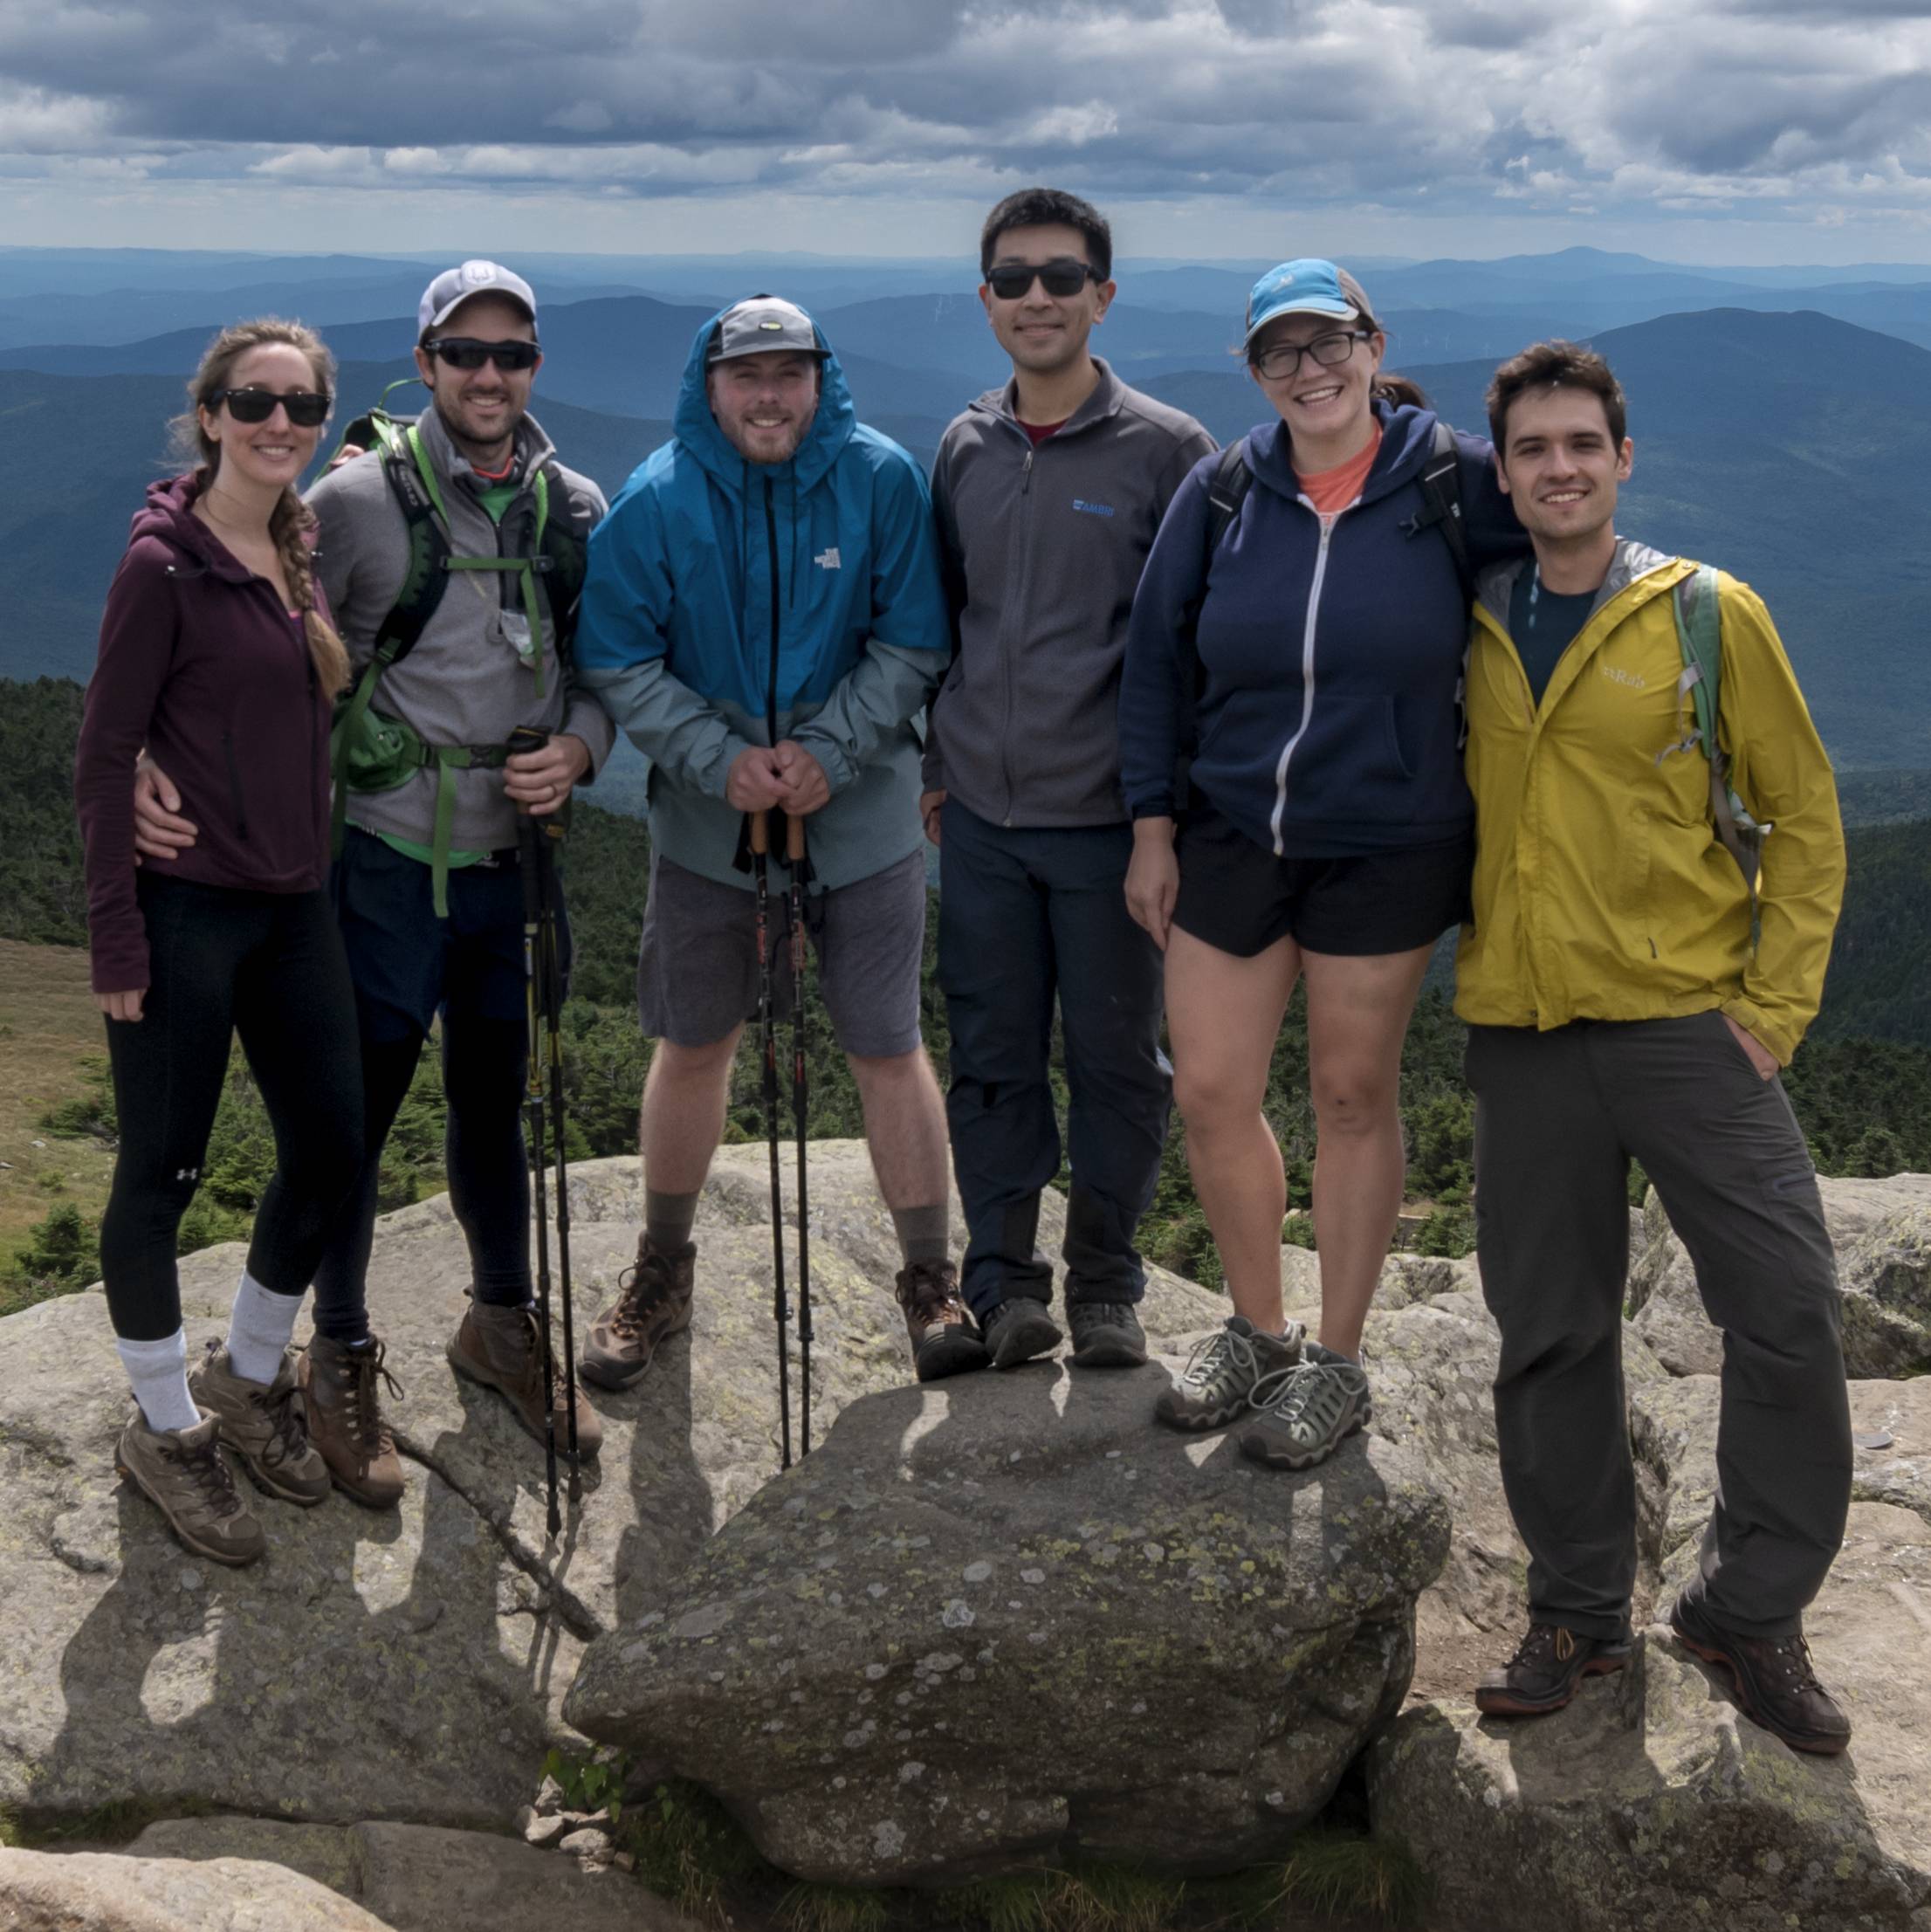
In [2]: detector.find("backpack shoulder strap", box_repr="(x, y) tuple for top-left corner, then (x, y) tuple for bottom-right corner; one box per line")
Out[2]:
(1411, 418), (1471, 595)
(1669, 562), (1765, 891)
(1203, 438), (1253, 561)
(367, 423), (453, 669)
(533, 460), (589, 657)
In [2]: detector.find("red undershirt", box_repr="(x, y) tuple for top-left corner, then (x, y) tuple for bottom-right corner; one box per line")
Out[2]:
(1295, 424), (1383, 515)
(1019, 418), (1067, 447)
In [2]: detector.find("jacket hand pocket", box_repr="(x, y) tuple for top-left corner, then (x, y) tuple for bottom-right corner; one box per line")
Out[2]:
(1282, 696), (1413, 822)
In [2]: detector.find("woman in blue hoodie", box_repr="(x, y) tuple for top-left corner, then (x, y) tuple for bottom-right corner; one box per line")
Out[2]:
(1120, 261), (1526, 1468)
(75, 319), (363, 1565)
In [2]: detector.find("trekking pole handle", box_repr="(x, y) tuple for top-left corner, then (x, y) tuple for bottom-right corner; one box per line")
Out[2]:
(750, 808), (771, 857)
(787, 813), (806, 864)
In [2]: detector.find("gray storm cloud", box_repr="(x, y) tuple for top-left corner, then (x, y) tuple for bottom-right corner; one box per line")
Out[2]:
(0, 0), (1927, 221)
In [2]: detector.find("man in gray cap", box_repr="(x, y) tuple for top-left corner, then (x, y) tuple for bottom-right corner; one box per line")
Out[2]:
(133, 260), (613, 1489)
(573, 295), (965, 1392)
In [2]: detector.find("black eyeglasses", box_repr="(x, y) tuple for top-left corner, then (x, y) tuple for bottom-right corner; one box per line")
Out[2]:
(1250, 329), (1371, 381)
(423, 337), (542, 372)
(212, 388), (331, 427)
(986, 258), (1102, 301)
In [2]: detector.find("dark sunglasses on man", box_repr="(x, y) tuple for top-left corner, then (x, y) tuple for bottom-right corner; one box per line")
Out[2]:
(423, 337), (543, 372)
(986, 258), (1103, 301)
(213, 388), (332, 427)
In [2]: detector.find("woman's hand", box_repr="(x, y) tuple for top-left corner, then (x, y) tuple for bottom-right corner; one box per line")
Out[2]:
(95, 988), (145, 1022)
(1124, 818), (1179, 951)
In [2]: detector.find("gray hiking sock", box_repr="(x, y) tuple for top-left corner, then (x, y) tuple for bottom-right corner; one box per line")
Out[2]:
(226, 1269), (304, 1384)
(645, 1189), (700, 1254)
(892, 1203), (952, 1269)
(118, 1329), (199, 1434)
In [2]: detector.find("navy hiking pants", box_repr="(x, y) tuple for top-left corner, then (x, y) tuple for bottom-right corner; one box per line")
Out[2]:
(938, 798), (1171, 1319)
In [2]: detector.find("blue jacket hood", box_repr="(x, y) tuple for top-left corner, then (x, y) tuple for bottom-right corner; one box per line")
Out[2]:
(672, 303), (857, 497)
(1244, 399), (1445, 503)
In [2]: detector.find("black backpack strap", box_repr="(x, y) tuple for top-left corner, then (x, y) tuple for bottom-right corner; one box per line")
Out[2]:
(1204, 440), (1253, 562)
(370, 442), (452, 667)
(1406, 418), (1472, 597)
(533, 460), (589, 661)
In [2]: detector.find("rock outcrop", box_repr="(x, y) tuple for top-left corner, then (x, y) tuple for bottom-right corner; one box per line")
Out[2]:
(1628, 1173), (1931, 1379)
(564, 1359), (1452, 1885)
(1369, 1372), (1931, 1931)
(0, 1846), (397, 1932)
(0, 1144), (1216, 1832)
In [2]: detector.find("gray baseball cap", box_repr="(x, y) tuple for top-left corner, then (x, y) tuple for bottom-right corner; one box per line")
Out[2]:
(707, 295), (823, 365)
(418, 260), (539, 339)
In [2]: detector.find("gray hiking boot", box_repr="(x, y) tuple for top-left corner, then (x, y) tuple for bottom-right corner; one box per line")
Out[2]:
(580, 1234), (695, 1391)
(982, 1295), (1063, 1370)
(450, 1298), (603, 1460)
(1066, 1300), (1149, 1369)
(1240, 1345), (1373, 1470)
(114, 1406), (265, 1566)
(895, 1259), (991, 1382)
(1154, 1315), (1303, 1431)
(189, 1339), (329, 1505)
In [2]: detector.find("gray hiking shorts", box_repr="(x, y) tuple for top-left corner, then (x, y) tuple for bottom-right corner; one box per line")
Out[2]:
(636, 847), (927, 1059)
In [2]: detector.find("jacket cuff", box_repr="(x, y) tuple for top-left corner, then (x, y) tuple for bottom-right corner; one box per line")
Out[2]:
(1720, 996), (1796, 1068)
(697, 732), (759, 801)
(791, 732), (856, 796)
(1131, 797), (1177, 823)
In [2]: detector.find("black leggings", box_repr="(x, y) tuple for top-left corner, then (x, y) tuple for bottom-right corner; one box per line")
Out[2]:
(100, 874), (364, 1342)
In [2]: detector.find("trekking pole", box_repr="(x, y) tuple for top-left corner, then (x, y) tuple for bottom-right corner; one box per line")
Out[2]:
(509, 726), (562, 1536)
(786, 812), (813, 1458)
(533, 805), (581, 1485)
(750, 809), (794, 1471)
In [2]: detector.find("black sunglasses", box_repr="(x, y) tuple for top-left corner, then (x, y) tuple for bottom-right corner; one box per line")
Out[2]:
(212, 387), (331, 427)
(423, 337), (542, 372)
(986, 258), (1101, 301)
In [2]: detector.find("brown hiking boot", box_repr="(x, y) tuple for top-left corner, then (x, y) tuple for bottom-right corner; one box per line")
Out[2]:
(299, 1333), (407, 1509)
(1475, 1621), (1633, 1717)
(450, 1298), (603, 1459)
(188, 1339), (329, 1505)
(894, 1259), (990, 1382)
(115, 1406), (265, 1566)
(580, 1235), (696, 1391)
(1671, 1590), (1852, 1755)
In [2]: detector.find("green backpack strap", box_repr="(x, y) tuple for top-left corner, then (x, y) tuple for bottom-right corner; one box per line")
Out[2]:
(1666, 562), (1767, 892)
(430, 432), (552, 699)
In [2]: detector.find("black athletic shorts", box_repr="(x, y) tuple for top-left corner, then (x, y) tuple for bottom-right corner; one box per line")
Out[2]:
(1171, 804), (1473, 959)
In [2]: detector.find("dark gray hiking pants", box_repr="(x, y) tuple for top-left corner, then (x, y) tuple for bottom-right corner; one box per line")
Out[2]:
(1466, 1013), (1851, 1640)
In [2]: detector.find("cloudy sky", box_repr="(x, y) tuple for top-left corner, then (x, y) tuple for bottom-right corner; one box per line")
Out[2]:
(3, 0), (1929, 264)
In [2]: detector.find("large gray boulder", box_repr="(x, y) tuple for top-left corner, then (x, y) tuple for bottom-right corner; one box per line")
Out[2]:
(564, 1359), (1452, 1885)
(1628, 1173), (1931, 1379)
(0, 1144), (1213, 1832)
(0, 1846), (397, 1931)
(1369, 1373), (1931, 1931)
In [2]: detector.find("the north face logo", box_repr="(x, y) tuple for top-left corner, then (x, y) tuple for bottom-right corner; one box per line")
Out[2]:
(814, 547), (842, 569)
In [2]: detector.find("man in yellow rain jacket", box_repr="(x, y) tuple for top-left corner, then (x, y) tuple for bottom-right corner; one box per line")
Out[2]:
(1457, 340), (1852, 1755)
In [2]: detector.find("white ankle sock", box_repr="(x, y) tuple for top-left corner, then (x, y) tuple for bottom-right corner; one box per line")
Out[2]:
(118, 1330), (199, 1434)
(226, 1270), (304, 1385)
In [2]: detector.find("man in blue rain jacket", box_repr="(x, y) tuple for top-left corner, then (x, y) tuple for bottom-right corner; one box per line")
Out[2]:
(573, 296), (974, 1392)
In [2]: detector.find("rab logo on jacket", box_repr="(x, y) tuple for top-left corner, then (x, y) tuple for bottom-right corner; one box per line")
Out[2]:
(1072, 499), (1116, 519)
(814, 547), (842, 570)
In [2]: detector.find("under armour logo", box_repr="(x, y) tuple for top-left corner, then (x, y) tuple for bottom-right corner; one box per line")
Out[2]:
(175, 1166), (200, 1183)
(814, 547), (842, 570)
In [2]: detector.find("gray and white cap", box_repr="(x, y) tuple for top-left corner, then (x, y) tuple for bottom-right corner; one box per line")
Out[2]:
(707, 295), (823, 365)
(418, 260), (539, 339)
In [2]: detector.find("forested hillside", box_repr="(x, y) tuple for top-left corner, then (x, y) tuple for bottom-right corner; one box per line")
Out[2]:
(5, 674), (1928, 1304)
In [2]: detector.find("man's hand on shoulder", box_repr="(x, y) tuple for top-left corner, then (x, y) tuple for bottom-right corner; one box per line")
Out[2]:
(725, 746), (788, 815)
(325, 443), (365, 475)
(773, 740), (831, 817)
(133, 756), (197, 862)
(505, 733), (592, 817)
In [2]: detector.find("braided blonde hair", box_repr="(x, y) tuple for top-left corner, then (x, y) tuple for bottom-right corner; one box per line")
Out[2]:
(175, 319), (351, 699)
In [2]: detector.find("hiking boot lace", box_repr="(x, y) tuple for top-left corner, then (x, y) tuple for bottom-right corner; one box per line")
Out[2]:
(609, 1250), (683, 1341)
(1249, 1359), (1357, 1445)
(899, 1260), (966, 1326)
(1763, 1632), (1826, 1695)
(339, 1342), (402, 1453)
(162, 1431), (243, 1514)
(1505, 1623), (1574, 1671)
(252, 1377), (311, 1472)
(1178, 1324), (1261, 1400)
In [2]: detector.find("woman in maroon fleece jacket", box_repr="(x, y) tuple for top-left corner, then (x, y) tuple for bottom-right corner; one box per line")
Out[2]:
(74, 319), (365, 1566)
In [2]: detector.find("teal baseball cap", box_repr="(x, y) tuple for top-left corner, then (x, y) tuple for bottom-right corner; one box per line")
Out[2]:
(1242, 258), (1359, 352)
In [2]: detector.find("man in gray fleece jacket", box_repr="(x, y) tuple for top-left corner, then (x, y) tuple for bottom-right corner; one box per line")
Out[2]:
(136, 261), (612, 1488)
(922, 189), (1215, 1370)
